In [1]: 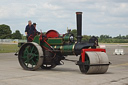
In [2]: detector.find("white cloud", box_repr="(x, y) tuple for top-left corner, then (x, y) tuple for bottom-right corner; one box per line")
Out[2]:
(0, 0), (128, 36)
(60, 0), (88, 3)
(42, 2), (62, 10)
(0, 3), (37, 18)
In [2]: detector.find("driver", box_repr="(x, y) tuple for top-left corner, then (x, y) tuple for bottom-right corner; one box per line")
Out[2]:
(25, 20), (35, 42)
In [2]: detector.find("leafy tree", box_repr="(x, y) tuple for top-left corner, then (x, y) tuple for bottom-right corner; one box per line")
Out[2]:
(42, 32), (46, 34)
(21, 34), (27, 40)
(12, 30), (22, 39)
(82, 35), (91, 42)
(0, 24), (12, 39)
(71, 29), (77, 37)
(100, 35), (112, 39)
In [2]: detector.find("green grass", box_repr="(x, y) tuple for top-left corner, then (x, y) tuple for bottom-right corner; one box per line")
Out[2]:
(0, 44), (19, 53)
(99, 43), (128, 44)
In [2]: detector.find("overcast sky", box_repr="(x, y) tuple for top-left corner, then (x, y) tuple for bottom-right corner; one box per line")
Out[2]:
(0, 0), (128, 37)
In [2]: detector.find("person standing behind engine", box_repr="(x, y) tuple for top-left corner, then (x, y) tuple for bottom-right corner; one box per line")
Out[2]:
(33, 23), (40, 35)
(25, 20), (35, 42)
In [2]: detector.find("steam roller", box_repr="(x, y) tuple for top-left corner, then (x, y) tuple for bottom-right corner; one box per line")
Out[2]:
(16, 12), (110, 74)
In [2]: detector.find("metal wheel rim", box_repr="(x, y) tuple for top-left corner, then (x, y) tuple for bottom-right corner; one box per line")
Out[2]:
(18, 42), (43, 71)
(79, 54), (90, 74)
(79, 52), (109, 74)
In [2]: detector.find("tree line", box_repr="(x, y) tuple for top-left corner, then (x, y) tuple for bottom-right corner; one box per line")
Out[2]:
(0, 24), (128, 43)
(70, 29), (128, 43)
(98, 34), (128, 43)
(0, 24), (23, 39)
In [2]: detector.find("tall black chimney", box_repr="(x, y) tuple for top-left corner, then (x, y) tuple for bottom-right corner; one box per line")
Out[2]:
(76, 12), (82, 43)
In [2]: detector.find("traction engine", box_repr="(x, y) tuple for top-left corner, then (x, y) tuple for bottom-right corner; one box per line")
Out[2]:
(17, 12), (110, 74)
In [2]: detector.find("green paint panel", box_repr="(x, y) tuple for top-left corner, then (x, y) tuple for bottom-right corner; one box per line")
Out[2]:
(33, 35), (40, 44)
(52, 43), (75, 55)
(61, 44), (75, 55)
(53, 45), (61, 50)
(47, 38), (63, 45)
(42, 42), (51, 48)
(63, 35), (70, 41)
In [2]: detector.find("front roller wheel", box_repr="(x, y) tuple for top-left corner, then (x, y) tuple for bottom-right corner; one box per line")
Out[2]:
(18, 42), (43, 71)
(79, 52), (109, 74)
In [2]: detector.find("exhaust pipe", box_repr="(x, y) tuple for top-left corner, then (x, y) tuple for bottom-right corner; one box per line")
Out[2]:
(76, 12), (82, 43)
(74, 12), (95, 55)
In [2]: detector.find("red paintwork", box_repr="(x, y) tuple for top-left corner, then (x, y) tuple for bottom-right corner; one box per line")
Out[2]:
(81, 48), (106, 63)
(46, 30), (59, 38)
(28, 35), (34, 42)
(40, 39), (54, 53)
(39, 33), (43, 41)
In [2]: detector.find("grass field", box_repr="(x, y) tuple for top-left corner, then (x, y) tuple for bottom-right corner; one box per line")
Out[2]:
(99, 43), (128, 44)
(0, 44), (19, 53)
